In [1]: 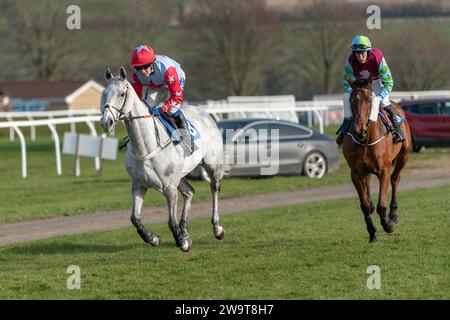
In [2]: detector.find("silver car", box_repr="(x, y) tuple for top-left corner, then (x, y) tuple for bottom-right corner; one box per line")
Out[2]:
(190, 118), (340, 179)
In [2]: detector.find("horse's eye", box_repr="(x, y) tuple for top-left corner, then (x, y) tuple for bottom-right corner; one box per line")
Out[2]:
(120, 93), (125, 97)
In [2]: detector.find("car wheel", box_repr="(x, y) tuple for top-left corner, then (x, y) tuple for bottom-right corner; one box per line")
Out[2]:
(303, 152), (327, 179)
(411, 134), (425, 153)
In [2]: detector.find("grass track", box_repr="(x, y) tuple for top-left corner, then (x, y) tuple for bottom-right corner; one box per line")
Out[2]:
(1, 124), (449, 224)
(0, 185), (448, 299)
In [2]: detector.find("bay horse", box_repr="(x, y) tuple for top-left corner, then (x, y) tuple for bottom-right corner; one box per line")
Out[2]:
(343, 76), (411, 243)
(100, 67), (226, 252)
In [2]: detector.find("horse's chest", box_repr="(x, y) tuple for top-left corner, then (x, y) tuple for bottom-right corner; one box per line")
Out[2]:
(346, 151), (383, 174)
(124, 158), (164, 190)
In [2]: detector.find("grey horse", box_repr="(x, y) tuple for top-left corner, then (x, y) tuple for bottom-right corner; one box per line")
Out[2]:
(100, 66), (226, 252)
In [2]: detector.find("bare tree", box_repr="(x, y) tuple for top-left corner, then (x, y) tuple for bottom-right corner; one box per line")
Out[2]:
(287, 0), (362, 96)
(9, 0), (76, 80)
(379, 25), (450, 91)
(113, 0), (174, 56)
(185, 0), (280, 98)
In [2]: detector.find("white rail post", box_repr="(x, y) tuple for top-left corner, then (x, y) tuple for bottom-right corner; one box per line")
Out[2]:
(69, 111), (76, 133)
(7, 116), (14, 142)
(27, 113), (36, 141)
(47, 124), (62, 175)
(86, 121), (100, 171)
(12, 126), (27, 178)
(312, 110), (324, 134)
(73, 133), (81, 177)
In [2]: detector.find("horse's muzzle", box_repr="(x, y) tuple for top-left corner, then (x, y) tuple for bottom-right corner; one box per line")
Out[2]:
(100, 110), (115, 133)
(350, 123), (368, 143)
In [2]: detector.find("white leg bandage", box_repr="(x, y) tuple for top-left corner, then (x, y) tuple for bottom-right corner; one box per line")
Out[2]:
(370, 79), (391, 120)
(380, 96), (391, 108)
(343, 92), (352, 118)
(370, 94), (381, 122)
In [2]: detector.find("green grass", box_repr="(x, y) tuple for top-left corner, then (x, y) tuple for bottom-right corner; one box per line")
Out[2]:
(1, 123), (449, 224)
(0, 185), (448, 299)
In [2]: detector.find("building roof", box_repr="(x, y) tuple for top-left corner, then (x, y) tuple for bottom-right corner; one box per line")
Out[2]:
(0, 80), (104, 101)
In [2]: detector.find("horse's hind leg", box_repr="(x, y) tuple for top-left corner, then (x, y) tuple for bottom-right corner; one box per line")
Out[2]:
(351, 171), (377, 243)
(390, 149), (409, 225)
(131, 181), (160, 246)
(202, 162), (225, 240)
(177, 178), (195, 252)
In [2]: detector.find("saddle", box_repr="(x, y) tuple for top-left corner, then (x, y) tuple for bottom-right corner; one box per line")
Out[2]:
(148, 106), (200, 145)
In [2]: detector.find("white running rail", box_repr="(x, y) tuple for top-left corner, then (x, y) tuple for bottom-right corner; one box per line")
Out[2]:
(0, 116), (100, 178)
(0, 109), (100, 142)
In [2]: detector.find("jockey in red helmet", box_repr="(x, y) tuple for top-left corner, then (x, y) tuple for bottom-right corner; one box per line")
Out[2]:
(336, 35), (405, 145)
(130, 44), (193, 156)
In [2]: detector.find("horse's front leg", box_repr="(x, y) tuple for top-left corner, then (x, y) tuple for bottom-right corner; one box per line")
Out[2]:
(164, 185), (184, 251)
(377, 168), (395, 234)
(177, 178), (195, 252)
(364, 175), (375, 214)
(351, 171), (377, 243)
(131, 181), (160, 246)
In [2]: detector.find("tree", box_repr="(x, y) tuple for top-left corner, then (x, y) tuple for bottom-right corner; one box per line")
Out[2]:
(185, 0), (280, 99)
(286, 0), (361, 97)
(8, 0), (76, 80)
(379, 25), (450, 91)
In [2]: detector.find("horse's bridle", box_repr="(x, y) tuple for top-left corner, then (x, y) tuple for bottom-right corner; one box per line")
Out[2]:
(102, 82), (130, 122)
(348, 88), (390, 147)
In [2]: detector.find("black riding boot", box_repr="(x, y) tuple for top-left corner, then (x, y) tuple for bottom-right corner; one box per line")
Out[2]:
(336, 117), (352, 145)
(384, 104), (405, 144)
(173, 112), (194, 156)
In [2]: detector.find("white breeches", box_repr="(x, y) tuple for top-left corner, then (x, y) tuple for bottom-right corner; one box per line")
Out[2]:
(343, 79), (390, 121)
(145, 87), (181, 115)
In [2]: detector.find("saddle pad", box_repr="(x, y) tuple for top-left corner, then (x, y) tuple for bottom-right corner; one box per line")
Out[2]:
(150, 107), (200, 143)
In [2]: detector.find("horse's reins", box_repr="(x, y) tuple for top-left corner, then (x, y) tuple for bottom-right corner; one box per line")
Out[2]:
(346, 130), (389, 147)
(346, 112), (390, 147)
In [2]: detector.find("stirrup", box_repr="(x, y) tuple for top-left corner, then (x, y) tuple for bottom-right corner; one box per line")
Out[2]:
(393, 130), (405, 144)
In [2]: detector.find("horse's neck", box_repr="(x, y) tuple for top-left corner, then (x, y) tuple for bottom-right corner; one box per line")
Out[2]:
(124, 93), (163, 156)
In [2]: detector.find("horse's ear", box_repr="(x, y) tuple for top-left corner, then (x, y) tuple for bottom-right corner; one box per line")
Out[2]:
(347, 76), (355, 89)
(105, 66), (113, 80)
(119, 66), (127, 80)
(367, 74), (373, 86)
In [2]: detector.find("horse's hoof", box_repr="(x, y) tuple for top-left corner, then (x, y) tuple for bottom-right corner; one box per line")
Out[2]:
(369, 236), (377, 243)
(180, 237), (192, 252)
(382, 222), (395, 234)
(214, 226), (225, 240)
(149, 235), (160, 247)
(389, 216), (399, 226)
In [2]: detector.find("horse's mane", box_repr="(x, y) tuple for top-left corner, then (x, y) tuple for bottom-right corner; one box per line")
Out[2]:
(353, 78), (371, 89)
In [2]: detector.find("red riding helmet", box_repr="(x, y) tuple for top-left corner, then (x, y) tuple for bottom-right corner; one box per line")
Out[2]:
(130, 45), (155, 67)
